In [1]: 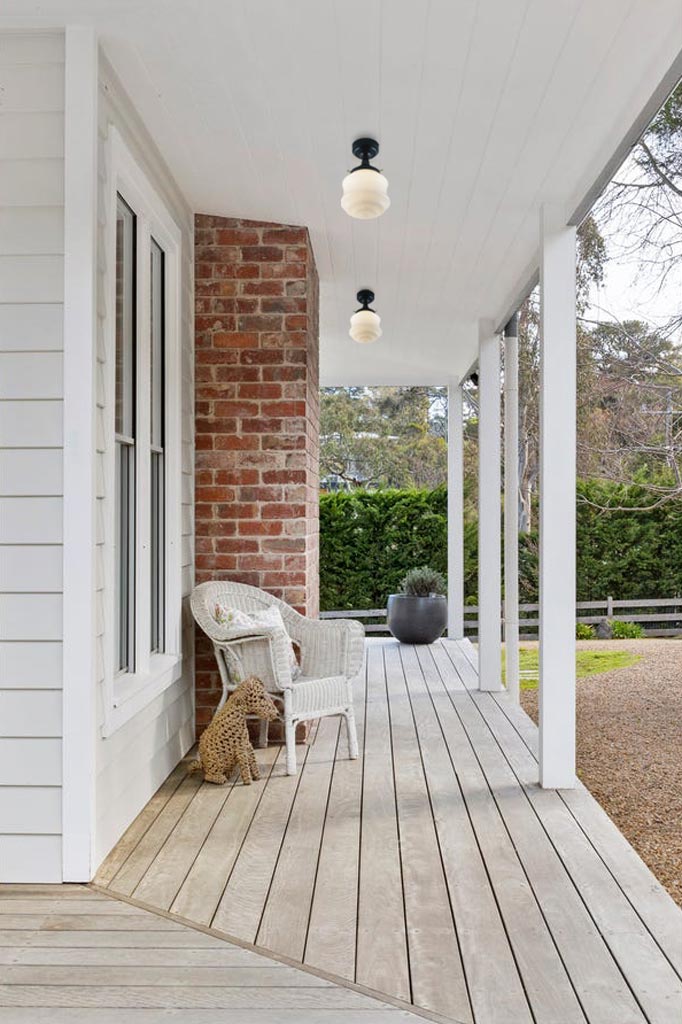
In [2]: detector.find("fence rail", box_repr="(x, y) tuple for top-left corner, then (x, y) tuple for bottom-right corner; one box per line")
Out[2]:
(320, 597), (682, 639)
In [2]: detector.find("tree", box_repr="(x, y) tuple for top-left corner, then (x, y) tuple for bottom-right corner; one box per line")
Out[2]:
(596, 81), (682, 334)
(576, 319), (682, 502)
(320, 386), (448, 490)
(574, 79), (682, 507)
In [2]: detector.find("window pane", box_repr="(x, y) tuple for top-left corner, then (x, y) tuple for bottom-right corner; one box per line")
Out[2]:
(116, 441), (135, 672)
(150, 239), (164, 448)
(150, 238), (165, 653)
(151, 450), (165, 653)
(115, 194), (136, 673)
(115, 196), (135, 438)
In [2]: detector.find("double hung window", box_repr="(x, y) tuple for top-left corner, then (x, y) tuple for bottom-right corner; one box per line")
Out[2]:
(105, 129), (182, 735)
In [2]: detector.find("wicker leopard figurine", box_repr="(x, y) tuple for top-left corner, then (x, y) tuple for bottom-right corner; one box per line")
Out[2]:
(189, 676), (280, 785)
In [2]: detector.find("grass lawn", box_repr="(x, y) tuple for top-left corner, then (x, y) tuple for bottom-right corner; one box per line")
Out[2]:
(502, 647), (642, 690)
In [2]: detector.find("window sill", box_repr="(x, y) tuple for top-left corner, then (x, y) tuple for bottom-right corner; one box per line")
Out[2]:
(101, 653), (184, 738)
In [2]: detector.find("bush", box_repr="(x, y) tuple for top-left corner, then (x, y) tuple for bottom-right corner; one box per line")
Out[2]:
(319, 481), (682, 612)
(576, 623), (596, 640)
(400, 566), (446, 596)
(319, 487), (477, 610)
(576, 479), (682, 601)
(610, 620), (645, 639)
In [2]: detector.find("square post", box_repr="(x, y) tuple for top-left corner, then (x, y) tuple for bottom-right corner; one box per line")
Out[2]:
(539, 204), (577, 788)
(504, 315), (520, 701)
(447, 379), (464, 639)
(478, 321), (502, 691)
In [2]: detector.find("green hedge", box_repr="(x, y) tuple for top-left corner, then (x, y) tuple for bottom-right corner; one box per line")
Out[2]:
(575, 479), (682, 600)
(320, 487), (475, 610)
(319, 481), (682, 611)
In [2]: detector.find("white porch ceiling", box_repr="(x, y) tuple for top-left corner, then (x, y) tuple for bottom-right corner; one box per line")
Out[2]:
(4, 1), (682, 384)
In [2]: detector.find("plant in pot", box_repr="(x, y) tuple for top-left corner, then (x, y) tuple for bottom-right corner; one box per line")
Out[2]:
(387, 566), (448, 644)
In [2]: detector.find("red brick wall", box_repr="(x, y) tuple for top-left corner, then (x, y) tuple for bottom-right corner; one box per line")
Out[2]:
(194, 215), (320, 731)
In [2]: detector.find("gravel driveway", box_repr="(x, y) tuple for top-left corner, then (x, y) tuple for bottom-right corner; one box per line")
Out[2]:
(520, 638), (682, 906)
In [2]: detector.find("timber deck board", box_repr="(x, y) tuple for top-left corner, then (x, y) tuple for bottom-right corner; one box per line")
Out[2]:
(89, 638), (682, 1024)
(0, 887), (420, 1023)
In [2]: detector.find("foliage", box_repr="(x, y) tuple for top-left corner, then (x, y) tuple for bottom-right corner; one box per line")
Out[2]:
(320, 386), (448, 490)
(518, 303), (682, 525)
(610, 620), (646, 639)
(576, 623), (596, 640)
(319, 481), (682, 611)
(319, 487), (477, 610)
(503, 647), (642, 690)
(574, 320), (682, 491)
(517, 530), (539, 604)
(576, 478), (682, 599)
(399, 566), (446, 597)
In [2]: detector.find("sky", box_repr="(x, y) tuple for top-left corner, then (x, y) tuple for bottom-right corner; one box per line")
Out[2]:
(588, 251), (682, 332)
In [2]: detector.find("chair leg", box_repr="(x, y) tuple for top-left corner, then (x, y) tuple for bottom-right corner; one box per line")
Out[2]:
(257, 718), (269, 749)
(285, 714), (297, 775)
(345, 707), (359, 759)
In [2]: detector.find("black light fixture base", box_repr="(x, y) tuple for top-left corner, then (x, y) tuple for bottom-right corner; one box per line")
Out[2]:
(356, 288), (375, 309)
(352, 137), (380, 162)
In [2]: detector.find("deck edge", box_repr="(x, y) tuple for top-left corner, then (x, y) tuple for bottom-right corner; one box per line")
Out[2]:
(89, 882), (464, 1024)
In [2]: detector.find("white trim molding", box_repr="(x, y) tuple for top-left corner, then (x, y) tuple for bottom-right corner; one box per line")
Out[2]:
(62, 25), (99, 882)
(101, 127), (183, 738)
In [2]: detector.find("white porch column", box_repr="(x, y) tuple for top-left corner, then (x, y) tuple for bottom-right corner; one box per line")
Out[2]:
(503, 315), (520, 702)
(447, 380), (464, 639)
(478, 321), (502, 691)
(539, 204), (577, 788)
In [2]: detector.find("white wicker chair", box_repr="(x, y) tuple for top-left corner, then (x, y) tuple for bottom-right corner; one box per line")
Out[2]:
(191, 581), (365, 775)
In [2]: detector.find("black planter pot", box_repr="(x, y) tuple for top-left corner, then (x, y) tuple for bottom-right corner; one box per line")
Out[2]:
(387, 593), (448, 645)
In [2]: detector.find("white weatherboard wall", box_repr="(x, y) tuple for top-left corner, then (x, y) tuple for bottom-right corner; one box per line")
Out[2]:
(93, 59), (195, 870)
(0, 31), (65, 882)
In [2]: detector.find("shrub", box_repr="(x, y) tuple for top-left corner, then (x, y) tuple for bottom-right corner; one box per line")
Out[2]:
(319, 487), (472, 610)
(400, 566), (446, 597)
(576, 478), (682, 601)
(576, 623), (596, 640)
(610, 620), (645, 639)
(319, 481), (682, 612)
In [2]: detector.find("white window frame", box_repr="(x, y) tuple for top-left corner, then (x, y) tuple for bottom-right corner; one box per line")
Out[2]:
(102, 127), (183, 737)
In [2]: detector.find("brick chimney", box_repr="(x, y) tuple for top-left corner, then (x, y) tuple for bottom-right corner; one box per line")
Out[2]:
(193, 215), (320, 731)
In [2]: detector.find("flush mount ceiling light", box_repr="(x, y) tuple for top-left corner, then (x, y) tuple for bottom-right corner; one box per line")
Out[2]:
(341, 138), (390, 219)
(349, 289), (382, 344)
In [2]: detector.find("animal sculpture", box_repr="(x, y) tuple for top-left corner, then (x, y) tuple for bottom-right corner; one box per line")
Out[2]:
(188, 676), (279, 785)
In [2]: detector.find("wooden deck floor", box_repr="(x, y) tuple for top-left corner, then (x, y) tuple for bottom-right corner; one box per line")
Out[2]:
(95, 638), (682, 1024)
(0, 884), (420, 1022)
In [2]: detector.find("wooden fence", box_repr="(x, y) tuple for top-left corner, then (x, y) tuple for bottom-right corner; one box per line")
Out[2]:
(320, 597), (682, 639)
